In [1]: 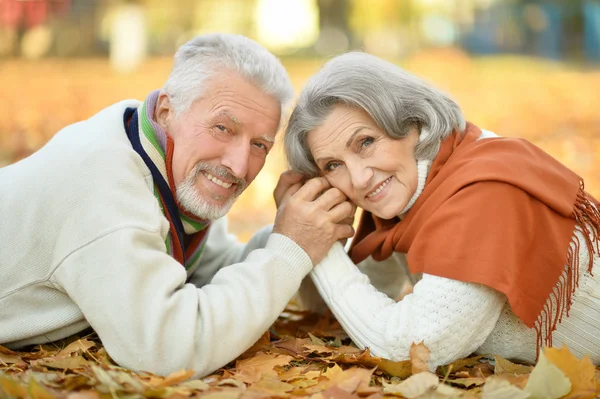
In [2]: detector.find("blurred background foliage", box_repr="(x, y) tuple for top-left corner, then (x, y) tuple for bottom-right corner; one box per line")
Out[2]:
(1, 0), (599, 240)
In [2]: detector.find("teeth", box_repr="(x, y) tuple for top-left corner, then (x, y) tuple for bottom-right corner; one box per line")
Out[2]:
(367, 178), (391, 198)
(205, 173), (233, 188)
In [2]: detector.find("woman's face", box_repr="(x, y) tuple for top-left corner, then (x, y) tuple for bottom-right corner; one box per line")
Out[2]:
(307, 104), (420, 220)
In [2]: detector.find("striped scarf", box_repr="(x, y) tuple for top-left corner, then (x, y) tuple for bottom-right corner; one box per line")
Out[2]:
(124, 90), (210, 271)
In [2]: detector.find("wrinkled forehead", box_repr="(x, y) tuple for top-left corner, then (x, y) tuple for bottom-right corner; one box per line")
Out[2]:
(306, 104), (373, 152)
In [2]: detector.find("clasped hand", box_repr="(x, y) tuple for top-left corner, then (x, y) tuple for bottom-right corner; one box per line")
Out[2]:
(273, 171), (356, 265)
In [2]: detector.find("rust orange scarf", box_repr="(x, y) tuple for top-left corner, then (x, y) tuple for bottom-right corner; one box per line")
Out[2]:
(349, 122), (600, 348)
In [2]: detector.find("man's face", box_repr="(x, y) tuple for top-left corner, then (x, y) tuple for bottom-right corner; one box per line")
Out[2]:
(157, 72), (282, 220)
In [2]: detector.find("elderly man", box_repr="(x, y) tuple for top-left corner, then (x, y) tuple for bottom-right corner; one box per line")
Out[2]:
(0, 34), (354, 377)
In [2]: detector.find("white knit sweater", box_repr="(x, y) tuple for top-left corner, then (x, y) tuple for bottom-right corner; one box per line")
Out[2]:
(0, 100), (313, 377)
(299, 131), (600, 369)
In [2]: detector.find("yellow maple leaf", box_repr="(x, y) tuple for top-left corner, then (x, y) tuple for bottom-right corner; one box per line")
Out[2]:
(544, 346), (600, 399)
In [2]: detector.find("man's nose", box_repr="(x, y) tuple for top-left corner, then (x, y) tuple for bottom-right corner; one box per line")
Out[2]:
(221, 140), (250, 179)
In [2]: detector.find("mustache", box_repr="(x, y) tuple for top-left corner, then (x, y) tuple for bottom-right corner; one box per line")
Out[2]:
(192, 162), (247, 189)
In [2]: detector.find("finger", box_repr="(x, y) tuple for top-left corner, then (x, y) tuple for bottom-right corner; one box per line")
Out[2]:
(327, 201), (355, 223)
(333, 223), (355, 240)
(312, 187), (346, 210)
(274, 171), (306, 207)
(293, 177), (331, 201)
(279, 170), (306, 185)
(279, 182), (303, 204)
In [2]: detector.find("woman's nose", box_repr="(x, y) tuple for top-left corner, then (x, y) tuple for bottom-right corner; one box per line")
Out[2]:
(348, 161), (373, 190)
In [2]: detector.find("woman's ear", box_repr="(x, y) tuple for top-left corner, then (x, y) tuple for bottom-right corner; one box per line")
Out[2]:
(154, 93), (173, 130)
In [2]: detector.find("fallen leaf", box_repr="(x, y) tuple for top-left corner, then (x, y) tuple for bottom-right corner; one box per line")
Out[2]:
(438, 355), (486, 375)
(493, 356), (533, 376)
(544, 346), (600, 399)
(249, 374), (294, 394)
(309, 333), (327, 346)
(200, 389), (243, 399)
(524, 350), (571, 399)
(66, 391), (100, 399)
(410, 342), (431, 375)
(0, 374), (27, 398)
(481, 376), (530, 399)
(179, 379), (210, 391)
(218, 378), (247, 389)
(27, 378), (57, 399)
(234, 352), (293, 384)
(447, 377), (485, 388)
(153, 368), (194, 388)
(32, 355), (89, 370)
(239, 331), (271, 359)
(277, 365), (321, 382)
(56, 339), (95, 357)
(321, 384), (362, 399)
(0, 352), (26, 367)
(383, 371), (439, 398)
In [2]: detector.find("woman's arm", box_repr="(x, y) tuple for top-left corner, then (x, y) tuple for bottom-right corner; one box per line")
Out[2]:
(310, 242), (507, 369)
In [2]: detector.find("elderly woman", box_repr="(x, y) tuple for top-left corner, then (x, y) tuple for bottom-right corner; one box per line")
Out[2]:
(285, 52), (600, 369)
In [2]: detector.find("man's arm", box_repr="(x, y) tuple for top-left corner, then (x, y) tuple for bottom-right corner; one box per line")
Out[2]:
(51, 225), (311, 378)
(187, 218), (273, 288)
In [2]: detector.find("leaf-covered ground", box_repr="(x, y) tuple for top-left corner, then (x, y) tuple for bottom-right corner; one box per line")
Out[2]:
(2, 307), (599, 399)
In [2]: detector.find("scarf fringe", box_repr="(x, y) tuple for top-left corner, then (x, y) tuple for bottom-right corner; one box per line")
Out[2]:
(534, 182), (600, 354)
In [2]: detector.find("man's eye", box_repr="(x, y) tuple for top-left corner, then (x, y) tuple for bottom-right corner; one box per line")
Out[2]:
(215, 125), (227, 132)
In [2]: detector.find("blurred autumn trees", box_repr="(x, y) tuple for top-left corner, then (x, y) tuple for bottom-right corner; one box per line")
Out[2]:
(1, 50), (599, 239)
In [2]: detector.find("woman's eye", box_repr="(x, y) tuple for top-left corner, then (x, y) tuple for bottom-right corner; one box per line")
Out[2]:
(324, 162), (341, 172)
(215, 125), (227, 132)
(361, 137), (374, 148)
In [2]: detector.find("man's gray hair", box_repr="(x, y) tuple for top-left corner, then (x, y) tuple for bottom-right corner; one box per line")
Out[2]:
(162, 33), (294, 118)
(284, 52), (466, 177)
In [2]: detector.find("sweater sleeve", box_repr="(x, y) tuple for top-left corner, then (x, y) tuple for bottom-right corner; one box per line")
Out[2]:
(186, 219), (274, 288)
(295, 251), (412, 313)
(310, 242), (507, 369)
(51, 226), (311, 378)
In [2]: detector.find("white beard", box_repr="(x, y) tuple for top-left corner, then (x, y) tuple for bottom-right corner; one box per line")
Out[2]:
(175, 162), (246, 220)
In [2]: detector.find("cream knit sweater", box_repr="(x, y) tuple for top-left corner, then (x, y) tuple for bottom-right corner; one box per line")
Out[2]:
(0, 100), (313, 377)
(299, 132), (600, 369)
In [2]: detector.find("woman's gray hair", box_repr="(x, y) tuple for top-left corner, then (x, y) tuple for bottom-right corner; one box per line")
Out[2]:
(162, 33), (294, 120)
(284, 52), (466, 177)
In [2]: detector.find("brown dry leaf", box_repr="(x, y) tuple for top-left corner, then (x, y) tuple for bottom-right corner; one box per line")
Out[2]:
(66, 391), (101, 399)
(0, 351), (27, 367)
(56, 339), (95, 357)
(277, 365), (322, 382)
(410, 342), (431, 375)
(239, 331), (271, 360)
(0, 374), (27, 398)
(200, 389), (243, 399)
(32, 354), (89, 370)
(27, 378), (58, 399)
(493, 356), (533, 375)
(233, 352), (293, 384)
(383, 371), (439, 398)
(307, 364), (374, 395)
(447, 377), (485, 388)
(272, 337), (310, 356)
(439, 355), (486, 375)
(304, 344), (335, 355)
(153, 368), (194, 388)
(218, 378), (247, 389)
(481, 376), (530, 399)
(249, 373), (294, 395)
(544, 346), (600, 399)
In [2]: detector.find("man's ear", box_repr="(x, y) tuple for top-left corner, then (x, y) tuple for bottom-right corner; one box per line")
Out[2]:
(154, 93), (173, 130)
